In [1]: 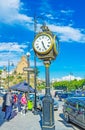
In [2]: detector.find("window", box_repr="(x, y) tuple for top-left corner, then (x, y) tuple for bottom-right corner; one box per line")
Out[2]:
(78, 102), (85, 112)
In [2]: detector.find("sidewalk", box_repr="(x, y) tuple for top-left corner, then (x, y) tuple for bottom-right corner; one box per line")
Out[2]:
(0, 110), (78, 130)
(0, 111), (42, 130)
(0, 103), (79, 130)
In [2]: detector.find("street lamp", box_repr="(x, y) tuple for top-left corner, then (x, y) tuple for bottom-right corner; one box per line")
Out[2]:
(33, 15), (37, 115)
(0, 74), (1, 88)
(26, 52), (30, 99)
(33, 14), (44, 115)
(7, 60), (14, 88)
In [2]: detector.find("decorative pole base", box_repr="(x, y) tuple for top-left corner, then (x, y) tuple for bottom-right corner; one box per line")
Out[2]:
(42, 95), (55, 130)
(42, 126), (55, 130)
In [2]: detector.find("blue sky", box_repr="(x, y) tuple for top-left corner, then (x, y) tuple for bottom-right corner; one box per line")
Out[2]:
(0, 0), (85, 80)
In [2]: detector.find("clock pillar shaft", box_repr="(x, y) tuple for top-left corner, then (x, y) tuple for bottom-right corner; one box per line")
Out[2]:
(42, 60), (55, 130)
(44, 61), (51, 95)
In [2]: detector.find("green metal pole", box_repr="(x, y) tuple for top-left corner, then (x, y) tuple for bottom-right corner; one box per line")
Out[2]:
(42, 60), (55, 130)
(33, 15), (38, 115)
(8, 60), (10, 89)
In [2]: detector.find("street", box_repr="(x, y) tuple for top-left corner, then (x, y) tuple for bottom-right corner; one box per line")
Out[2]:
(54, 101), (83, 130)
(0, 96), (83, 130)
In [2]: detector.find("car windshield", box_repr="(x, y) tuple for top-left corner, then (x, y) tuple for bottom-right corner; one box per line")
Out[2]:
(39, 95), (44, 100)
(28, 93), (41, 101)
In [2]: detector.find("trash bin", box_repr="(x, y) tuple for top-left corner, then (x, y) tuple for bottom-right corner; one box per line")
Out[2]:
(27, 100), (34, 110)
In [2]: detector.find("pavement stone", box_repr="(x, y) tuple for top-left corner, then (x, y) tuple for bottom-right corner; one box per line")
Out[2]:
(0, 111), (41, 130)
(0, 110), (80, 130)
(0, 101), (80, 130)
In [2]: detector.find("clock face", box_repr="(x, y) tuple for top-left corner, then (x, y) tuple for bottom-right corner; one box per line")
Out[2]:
(33, 35), (52, 54)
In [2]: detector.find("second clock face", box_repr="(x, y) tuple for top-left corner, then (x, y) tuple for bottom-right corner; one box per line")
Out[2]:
(34, 35), (52, 54)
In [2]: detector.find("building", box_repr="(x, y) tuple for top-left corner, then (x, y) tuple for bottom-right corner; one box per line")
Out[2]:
(15, 55), (35, 87)
(15, 56), (29, 74)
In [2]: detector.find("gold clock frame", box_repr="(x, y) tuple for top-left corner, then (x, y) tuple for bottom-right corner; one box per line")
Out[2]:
(33, 32), (55, 55)
(53, 35), (59, 55)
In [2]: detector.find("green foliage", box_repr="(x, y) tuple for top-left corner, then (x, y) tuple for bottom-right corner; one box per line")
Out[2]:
(0, 70), (2, 75)
(37, 82), (45, 90)
(19, 79), (24, 82)
(17, 76), (22, 79)
(9, 75), (14, 80)
(13, 81), (17, 85)
(53, 79), (85, 91)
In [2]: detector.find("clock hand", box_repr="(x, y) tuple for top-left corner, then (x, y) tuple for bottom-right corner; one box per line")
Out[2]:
(42, 41), (46, 50)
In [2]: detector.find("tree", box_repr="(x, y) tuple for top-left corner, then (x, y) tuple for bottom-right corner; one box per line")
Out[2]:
(52, 79), (85, 91)
(0, 70), (2, 75)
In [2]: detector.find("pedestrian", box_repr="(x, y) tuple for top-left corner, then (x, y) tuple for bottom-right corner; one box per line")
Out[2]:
(2, 93), (7, 112)
(17, 92), (22, 112)
(20, 93), (27, 115)
(4, 89), (12, 121)
(12, 93), (18, 111)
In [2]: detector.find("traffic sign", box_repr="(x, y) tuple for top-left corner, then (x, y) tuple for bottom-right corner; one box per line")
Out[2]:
(23, 67), (34, 72)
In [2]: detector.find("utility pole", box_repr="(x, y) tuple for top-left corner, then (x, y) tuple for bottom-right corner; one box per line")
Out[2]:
(33, 15), (38, 115)
(8, 60), (10, 88)
(26, 52), (30, 99)
(7, 60), (14, 89)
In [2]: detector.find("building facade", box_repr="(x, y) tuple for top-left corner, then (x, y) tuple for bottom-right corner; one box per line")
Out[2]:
(16, 56), (29, 74)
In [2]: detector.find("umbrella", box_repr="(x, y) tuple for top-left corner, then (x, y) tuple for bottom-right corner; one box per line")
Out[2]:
(10, 81), (35, 93)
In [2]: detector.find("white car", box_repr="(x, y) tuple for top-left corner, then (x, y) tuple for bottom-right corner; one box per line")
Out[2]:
(37, 95), (59, 111)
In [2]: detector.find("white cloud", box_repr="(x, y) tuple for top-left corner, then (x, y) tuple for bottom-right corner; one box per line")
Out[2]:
(0, 52), (20, 67)
(0, 0), (33, 24)
(48, 24), (85, 43)
(36, 23), (85, 43)
(45, 14), (54, 19)
(0, 54), (43, 68)
(0, 42), (43, 67)
(0, 0), (85, 44)
(52, 75), (82, 82)
(60, 9), (74, 15)
(0, 42), (27, 52)
(0, 42), (28, 67)
(62, 75), (82, 81)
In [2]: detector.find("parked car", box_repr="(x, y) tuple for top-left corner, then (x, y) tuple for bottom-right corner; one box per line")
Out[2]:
(63, 97), (85, 129)
(58, 92), (74, 101)
(54, 90), (64, 97)
(38, 95), (59, 111)
(53, 98), (59, 110)
(0, 89), (8, 94)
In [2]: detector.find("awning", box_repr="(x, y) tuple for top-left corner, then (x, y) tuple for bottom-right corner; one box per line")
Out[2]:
(10, 81), (35, 93)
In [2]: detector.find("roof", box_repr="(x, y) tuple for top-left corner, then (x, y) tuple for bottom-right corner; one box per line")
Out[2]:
(67, 97), (85, 104)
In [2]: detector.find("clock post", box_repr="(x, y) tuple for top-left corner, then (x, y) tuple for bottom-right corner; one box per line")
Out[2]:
(42, 60), (55, 130)
(33, 23), (59, 130)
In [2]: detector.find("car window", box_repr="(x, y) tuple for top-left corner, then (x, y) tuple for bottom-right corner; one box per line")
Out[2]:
(65, 99), (77, 109)
(78, 102), (85, 112)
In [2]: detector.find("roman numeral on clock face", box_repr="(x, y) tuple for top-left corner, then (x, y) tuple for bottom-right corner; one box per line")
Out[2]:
(34, 34), (52, 53)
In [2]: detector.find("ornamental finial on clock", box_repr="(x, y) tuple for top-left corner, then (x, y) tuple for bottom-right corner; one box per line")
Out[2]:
(41, 22), (50, 32)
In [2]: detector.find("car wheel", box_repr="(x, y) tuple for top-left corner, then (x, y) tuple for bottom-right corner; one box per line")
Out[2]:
(64, 112), (70, 123)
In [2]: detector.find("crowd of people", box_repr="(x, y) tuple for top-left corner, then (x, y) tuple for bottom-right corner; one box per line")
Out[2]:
(2, 89), (28, 121)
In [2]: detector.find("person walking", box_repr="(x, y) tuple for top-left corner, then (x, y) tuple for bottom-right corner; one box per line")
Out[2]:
(12, 93), (18, 112)
(4, 89), (12, 121)
(2, 93), (7, 112)
(17, 92), (22, 112)
(20, 93), (27, 115)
